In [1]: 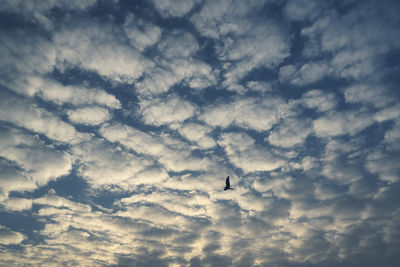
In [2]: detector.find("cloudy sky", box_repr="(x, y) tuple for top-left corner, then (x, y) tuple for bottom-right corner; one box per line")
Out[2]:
(1, 0), (400, 266)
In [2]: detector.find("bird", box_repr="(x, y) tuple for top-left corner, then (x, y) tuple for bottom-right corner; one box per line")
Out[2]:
(224, 176), (234, 190)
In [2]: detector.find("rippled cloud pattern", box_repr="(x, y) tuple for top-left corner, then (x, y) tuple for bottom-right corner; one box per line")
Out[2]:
(1, 0), (400, 266)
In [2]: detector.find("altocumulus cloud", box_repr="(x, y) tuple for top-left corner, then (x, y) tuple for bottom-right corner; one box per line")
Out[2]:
(1, 0), (400, 266)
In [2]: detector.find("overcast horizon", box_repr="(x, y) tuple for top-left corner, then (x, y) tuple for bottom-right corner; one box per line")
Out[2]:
(1, 0), (400, 266)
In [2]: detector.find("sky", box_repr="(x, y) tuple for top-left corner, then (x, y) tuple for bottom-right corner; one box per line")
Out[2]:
(0, 0), (400, 266)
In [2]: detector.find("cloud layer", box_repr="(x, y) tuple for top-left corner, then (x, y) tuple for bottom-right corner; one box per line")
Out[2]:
(1, 0), (400, 266)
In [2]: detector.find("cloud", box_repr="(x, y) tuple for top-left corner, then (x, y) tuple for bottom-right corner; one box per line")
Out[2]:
(190, 0), (266, 39)
(119, 190), (209, 218)
(0, 226), (25, 245)
(0, 0), (98, 29)
(136, 59), (215, 96)
(0, 91), (89, 144)
(344, 83), (393, 108)
(71, 137), (153, 188)
(178, 122), (216, 149)
(221, 22), (290, 92)
(218, 132), (285, 173)
(158, 31), (199, 59)
(300, 89), (338, 112)
(284, 0), (323, 21)
(319, 139), (365, 185)
(1, 0), (400, 266)
(32, 78), (121, 108)
(67, 106), (111, 126)
(267, 117), (311, 148)
(313, 110), (373, 138)
(0, 125), (72, 187)
(374, 104), (400, 123)
(123, 14), (162, 51)
(384, 120), (400, 149)
(54, 20), (152, 83)
(34, 190), (91, 212)
(99, 122), (211, 172)
(139, 95), (197, 127)
(279, 60), (330, 86)
(191, 0), (290, 92)
(199, 96), (292, 131)
(366, 149), (400, 183)
(1, 198), (33, 212)
(246, 81), (273, 93)
(135, 30), (216, 96)
(0, 29), (55, 95)
(151, 0), (199, 17)
(301, 0), (400, 81)
(0, 0), (97, 14)
(0, 160), (36, 201)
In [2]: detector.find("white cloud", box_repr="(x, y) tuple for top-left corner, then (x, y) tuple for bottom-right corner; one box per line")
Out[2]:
(158, 31), (199, 59)
(221, 23), (290, 91)
(99, 123), (210, 172)
(374, 104), (400, 123)
(133, 167), (169, 185)
(71, 137), (152, 188)
(300, 89), (337, 112)
(0, 0), (98, 30)
(0, 125), (73, 187)
(100, 123), (165, 156)
(319, 4), (400, 55)
(279, 61), (330, 86)
(33, 191), (91, 212)
(246, 81), (273, 93)
(313, 110), (373, 138)
(191, 0), (290, 92)
(67, 106), (111, 126)
(33, 78), (121, 108)
(330, 48), (375, 80)
(384, 120), (400, 150)
(136, 58), (216, 96)
(2, 198), (33, 212)
(190, 0), (266, 39)
(0, 30), (55, 95)
(0, 91), (89, 144)
(0, 226), (25, 245)
(218, 132), (285, 173)
(252, 176), (293, 199)
(0, 160), (36, 201)
(267, 117), (311, 148)
(366, 150), (400, 183)
(284, 0), (322, 21)
(302, 1), (400, 81)
(344, 83), (393, 108)
(200, 96), (291, 132)
(0, 0), (97, 14)
(178, 122), (216, 149)
(322, 163), (363, 185)
(135, 67), (179, 95)
(123, 14), (162, 51)
(319, 139), (365, 185)
(133, 29), (216, 96)
(151, 0), (199, 17)
(140, 95), (197, 126)
(54, 21), (153, 83)
(119, 190), (209, 218)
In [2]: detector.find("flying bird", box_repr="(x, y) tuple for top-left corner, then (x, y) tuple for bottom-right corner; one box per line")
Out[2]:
(224, 176), (234, 190)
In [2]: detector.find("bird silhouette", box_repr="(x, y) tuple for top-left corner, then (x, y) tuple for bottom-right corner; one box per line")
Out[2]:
(224, 176), (234, 190)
